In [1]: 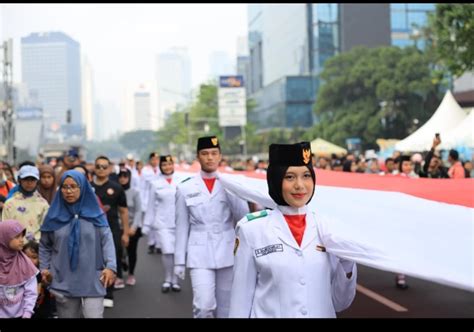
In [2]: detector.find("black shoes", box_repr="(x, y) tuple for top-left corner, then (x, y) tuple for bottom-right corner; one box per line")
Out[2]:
(148, 246), (162, 254)
(161, 282), (181, 293)
(148, 245), (155, 254)
(396, 275), (408, 289)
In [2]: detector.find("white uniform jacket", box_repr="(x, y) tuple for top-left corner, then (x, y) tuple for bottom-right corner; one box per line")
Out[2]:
(175, 174), (249, 269)
(229, 209), (357, 318)
(144, 174), (181, 230)
(139, 165), (161, 211)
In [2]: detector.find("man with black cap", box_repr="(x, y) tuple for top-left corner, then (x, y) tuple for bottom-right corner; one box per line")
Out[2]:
(140, 152), (162, 254)
(174, 135), (249, 318)
(143, 155), (185, 293)
(229, 142), (356, 318)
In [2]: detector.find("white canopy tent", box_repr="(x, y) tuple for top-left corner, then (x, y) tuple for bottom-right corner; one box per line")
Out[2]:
(395, 90), (467, 152)
(439, 109), (474, 149)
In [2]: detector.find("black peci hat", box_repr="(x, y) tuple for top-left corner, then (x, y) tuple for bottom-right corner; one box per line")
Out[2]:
(160, 155), (173, 163)
(269, 142), (313, 167)
(197, 136), (220, 152)
(267, 142), (316, 206)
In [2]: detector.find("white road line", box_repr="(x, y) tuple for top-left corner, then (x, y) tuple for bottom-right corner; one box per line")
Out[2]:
(356, 284), (408, 312)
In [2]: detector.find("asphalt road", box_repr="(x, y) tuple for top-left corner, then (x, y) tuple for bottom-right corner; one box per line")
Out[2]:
(105, 240), (474, 318)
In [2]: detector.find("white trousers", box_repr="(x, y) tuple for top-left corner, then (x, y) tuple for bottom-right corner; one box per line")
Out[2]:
(189, 267), (233, 318)
(161, 254), (178, 284)
(146, 229), (161, 248)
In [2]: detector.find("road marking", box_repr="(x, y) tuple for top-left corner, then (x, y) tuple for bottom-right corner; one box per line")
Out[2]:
(356, 284), (408, 312)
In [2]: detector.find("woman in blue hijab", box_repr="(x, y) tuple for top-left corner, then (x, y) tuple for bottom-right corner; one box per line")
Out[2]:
(39, 170), (117, 318)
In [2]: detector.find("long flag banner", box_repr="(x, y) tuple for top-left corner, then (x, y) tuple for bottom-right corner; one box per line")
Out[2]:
(176, 165), (474, 292)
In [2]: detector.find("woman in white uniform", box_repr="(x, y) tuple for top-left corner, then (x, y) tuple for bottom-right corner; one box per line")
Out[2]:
(229, 142), (357, 318)
(144, 155), (181, 292)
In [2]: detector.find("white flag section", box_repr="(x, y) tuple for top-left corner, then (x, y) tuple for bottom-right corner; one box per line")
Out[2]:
(176, 168), (474, 292)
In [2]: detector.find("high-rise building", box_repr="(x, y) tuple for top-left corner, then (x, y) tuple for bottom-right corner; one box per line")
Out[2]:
(81, 55), (95, 140)
(156, 47), (191, 129)
(21, 32), (82, 131)
(209, 51), (234, 81)
(0, 6), (5, 41)
(390, 3), (435, 50)
(247, 4), (390, 129)
(14, 107), (44, 157)
(93, 101), (105, 142)
(134, 84), (153, 131)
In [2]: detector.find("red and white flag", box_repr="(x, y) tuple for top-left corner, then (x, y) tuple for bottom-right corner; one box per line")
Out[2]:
(177, 166), (474, 292)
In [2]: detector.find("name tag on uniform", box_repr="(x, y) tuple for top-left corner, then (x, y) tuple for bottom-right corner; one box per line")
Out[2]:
(186, 192), (201, 199)
(255, 244), (283, 257)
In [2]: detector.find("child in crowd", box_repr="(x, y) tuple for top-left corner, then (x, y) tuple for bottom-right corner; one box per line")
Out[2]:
(0, 220), (38, 318)
(23, 240), (55, 318)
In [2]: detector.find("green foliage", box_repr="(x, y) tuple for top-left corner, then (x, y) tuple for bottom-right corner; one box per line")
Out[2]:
(119, 130), (156, 152)
(313, 46), (445, 149)
(85, 139), (129, 162)
(427, 4), (474, 77)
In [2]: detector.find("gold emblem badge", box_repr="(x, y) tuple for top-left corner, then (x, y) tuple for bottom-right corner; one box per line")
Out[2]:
(211, 137), (218, 146)
(233, 237), (240, 255)
(166, 156), (172, 162)
(302, 148), (311, 164)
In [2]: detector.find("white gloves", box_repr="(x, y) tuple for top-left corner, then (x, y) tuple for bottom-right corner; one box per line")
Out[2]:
(174, 265), (186, 280)
(141, 225), (150, 235)
(339, 258), (355, 274)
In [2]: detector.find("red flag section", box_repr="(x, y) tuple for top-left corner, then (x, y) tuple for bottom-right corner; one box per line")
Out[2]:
(176, 164), (474, 208)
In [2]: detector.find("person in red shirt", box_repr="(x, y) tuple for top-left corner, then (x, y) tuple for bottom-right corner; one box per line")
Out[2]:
(447, 149), (466, 179)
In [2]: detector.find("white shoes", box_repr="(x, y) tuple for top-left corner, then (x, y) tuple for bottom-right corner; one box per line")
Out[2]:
(103, 298), (114, 308)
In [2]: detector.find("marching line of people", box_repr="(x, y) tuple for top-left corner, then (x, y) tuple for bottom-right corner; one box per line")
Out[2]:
(15, 134), (472, 317)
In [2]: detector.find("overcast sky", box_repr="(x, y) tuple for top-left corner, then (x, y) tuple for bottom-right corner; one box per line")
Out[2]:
(1, 4), (248, 104)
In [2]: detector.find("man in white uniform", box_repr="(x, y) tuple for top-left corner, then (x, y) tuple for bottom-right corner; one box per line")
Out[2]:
(174, 136), (249, 318)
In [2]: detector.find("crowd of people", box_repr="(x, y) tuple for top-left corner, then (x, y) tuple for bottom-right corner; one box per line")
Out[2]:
(0, 133), (472, 318)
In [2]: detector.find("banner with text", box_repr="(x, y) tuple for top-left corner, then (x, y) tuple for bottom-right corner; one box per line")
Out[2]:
(218, 75), (246, 127)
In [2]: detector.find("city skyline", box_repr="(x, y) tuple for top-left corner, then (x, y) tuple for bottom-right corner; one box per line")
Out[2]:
(1, 4), (248, 106)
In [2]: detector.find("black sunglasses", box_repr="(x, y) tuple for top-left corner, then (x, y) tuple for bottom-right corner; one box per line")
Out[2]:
(95, 164), (109, 170)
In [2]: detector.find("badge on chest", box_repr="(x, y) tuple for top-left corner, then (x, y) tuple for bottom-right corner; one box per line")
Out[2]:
(255, 244), (283, 257)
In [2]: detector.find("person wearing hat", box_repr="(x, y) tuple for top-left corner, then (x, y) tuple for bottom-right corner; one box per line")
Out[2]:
(2, 165), (49, 241)
(143, 155), (184, 293)
(140, 152), (162, 254)
(174, 136), (249, 318)
(55, 149), (81, 183)
(228, 142), (357, 318)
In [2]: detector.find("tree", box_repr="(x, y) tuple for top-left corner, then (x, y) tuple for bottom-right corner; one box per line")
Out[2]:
(312, 46), (445, 149)
(118, 130), (157, 157)
(427, 4), (474, 77)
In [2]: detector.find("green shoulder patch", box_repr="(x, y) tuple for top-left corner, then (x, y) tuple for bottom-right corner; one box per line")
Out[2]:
(246, 210), (268, 221)
(180, 177), (191, 183)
